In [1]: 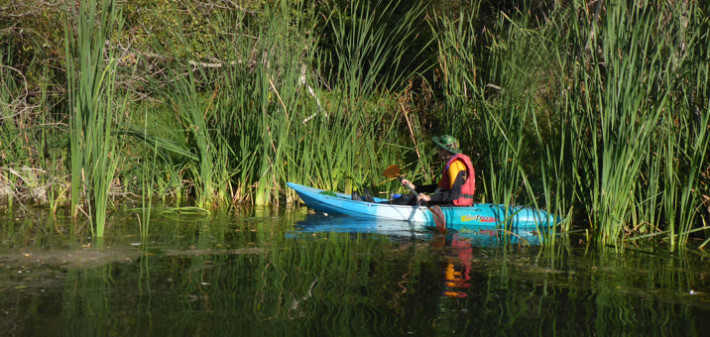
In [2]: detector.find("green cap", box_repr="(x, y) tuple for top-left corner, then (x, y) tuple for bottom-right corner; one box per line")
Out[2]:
(431, 135), (461, 154)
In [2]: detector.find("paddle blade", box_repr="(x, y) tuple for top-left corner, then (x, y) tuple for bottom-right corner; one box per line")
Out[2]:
(430, 205), (447, 233)
(383, 164), (401, 178)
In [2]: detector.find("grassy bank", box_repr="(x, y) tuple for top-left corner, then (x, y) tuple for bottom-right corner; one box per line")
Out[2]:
(0, 0), (708, 248)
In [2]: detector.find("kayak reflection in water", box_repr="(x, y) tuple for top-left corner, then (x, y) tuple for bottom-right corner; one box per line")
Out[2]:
(395, 134), (476, 206)
(432, 233), (473, 298)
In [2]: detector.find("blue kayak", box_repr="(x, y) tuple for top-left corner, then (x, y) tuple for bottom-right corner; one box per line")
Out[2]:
(287, 182), (561, 231)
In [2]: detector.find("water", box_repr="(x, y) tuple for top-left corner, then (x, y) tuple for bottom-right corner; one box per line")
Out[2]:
(1, 208), (709, 336)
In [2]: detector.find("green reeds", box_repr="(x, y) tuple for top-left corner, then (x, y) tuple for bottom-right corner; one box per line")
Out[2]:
(316, 0), (432, 191)
(139, 110), (158, 237)
(326, 0), (431, 100)
(429, 3), (484, 120)
(64, 0), (126, 236)
(203, 0), (421, 205)
(163, 68), (217, 209)
(1, 47), (26, 209)
(5, 0), (708, 247)
(566, 1), (709, 248)
(430, 1), (709, 248)
(142, 1), (227, 210)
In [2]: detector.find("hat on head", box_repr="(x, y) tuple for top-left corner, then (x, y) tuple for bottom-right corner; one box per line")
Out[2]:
(432, 135), (461, 154)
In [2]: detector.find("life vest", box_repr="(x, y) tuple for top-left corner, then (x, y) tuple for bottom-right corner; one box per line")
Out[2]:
(437, 153), (476, 206)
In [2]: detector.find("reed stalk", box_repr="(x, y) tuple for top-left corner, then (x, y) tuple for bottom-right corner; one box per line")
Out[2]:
(64, 0), (125, 236)
(139, 110), (158, 237)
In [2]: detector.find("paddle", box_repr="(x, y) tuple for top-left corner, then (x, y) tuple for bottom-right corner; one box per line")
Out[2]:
(383, 164), (447, 233)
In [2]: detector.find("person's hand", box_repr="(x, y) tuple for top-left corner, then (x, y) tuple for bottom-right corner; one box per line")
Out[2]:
(400, 179), (415, 191)
(417, 193), (431, 203)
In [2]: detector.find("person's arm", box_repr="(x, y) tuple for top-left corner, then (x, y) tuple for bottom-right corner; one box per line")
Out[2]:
(415, 183), (437, 193)
(399, 179), (437, 193)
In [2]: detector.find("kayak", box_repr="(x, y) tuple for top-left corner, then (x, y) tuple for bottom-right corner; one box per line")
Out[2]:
(287, 182), (561, 231)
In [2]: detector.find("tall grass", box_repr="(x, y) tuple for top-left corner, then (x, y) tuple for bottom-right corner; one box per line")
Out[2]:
(430, 1), (709, 248)
(3, 0), (708, 246)
(316, 0), (432, 192)
(429, 3), (483, 121)
(1, 46), (33, 209)
(1, 44), (63, 212)
(583, 2), (670, 246)
(64, 0), (126, 237)
(162, 67), (218, 209)
(564, 1), (709, 248)
(326, 0), (431, 102)
(162, 0), (431, 206)
(1, 52), (19, 208)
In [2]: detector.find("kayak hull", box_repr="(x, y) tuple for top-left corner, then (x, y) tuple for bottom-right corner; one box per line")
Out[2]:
(287, 182), (560, 230)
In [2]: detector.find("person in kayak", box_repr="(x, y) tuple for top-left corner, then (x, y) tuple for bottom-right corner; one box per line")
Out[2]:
(396, 134), (476, 206)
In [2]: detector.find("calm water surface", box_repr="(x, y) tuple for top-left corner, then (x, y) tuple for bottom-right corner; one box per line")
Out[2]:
(1, 207), (709, 336)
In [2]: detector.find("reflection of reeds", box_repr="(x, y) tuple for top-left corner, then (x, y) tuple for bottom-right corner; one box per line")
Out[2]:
(63, 266), (111, 336)
(41, 226), (709, 336)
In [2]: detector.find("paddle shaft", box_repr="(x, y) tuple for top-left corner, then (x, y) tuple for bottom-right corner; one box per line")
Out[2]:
(401, 178), (418, 196)
(383, 165), (446, 232)
(399, 178), (447, 233)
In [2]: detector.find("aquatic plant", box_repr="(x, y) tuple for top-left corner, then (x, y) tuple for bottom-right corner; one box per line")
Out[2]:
(560, 1), (710, 248)
(430, 1), (709, 248)
(139, 110), (158, 237)
(64, 0), (126, 236)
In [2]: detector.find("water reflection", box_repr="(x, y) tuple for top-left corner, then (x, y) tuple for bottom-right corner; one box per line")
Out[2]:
(62, 266), (111, 337)
(1, 210), (709, 336)
(291, 213), (545, 246)
(434, 234), (473, 299)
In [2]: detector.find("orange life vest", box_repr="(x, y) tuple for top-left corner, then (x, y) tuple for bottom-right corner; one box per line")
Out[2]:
(437, 153), (476, 206)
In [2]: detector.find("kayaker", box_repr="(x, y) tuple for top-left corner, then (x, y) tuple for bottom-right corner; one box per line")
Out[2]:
(396, 134), (475, 206)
